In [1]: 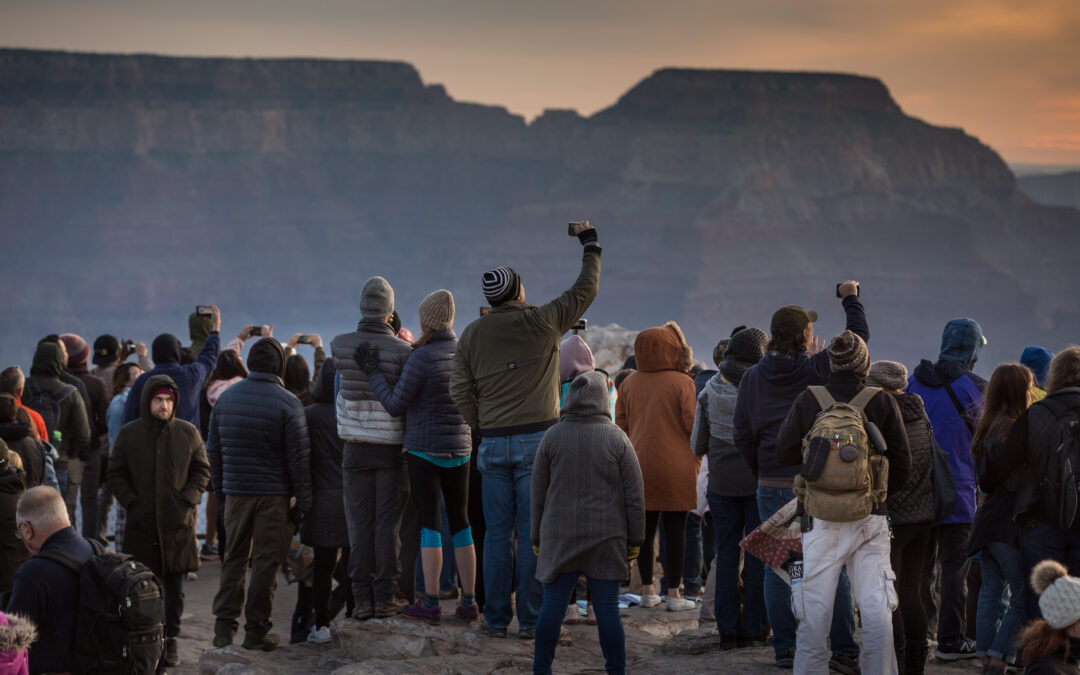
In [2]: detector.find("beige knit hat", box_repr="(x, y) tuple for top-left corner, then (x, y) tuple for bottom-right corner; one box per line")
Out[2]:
(866, 360), (909, 392)
(418, 290), (455, 332)
(828, 331), (870, 375)
(1032, 560), (1080, 629)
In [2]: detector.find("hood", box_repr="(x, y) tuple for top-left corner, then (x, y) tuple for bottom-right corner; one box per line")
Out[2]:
(1021, 346), (1054, 388)
(560, 371), (612, 420)
(755, 351), (813, 388)
(283, 354), (311, 397)
(188, 313), (213, 354)
(247, 338), (286, 377)
(634, 326), (685, 372)
(894, 391), (928, 424)
(559, 335), (595, 382)
(151, 333), (182, 365)
(139, 374), (179, 423)
(0, 611), (37, 653)
(913, 358), (979, 389)
(30, 341), (65, 379)
(705, 371), (737, 400)
(311, 358), (336, 405)
(0, 421), (31, 443)
(938, 318), (985, 369)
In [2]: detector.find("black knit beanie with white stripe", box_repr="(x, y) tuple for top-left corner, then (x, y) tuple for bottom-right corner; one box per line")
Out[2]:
(482, 266), (521, 306)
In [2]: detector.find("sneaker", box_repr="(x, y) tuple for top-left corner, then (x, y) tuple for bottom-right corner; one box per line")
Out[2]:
(639, 594), (662, 608)
(665, 596), (696, 611)
(828, 653), (861, 674)
(455, 603), (480, 623)
(403, 600), (442, 625)
(186, 571), (198, 581)
(518, 627), (535, 640)
(307, 625), (331, 644)
(200, 544), (219, 561)
(241, 632), (280, 652)
(350, 602), (375, 621)
(391, 588), (409, 608)
(477, 621), (507, 638)
(212, 634), (233, 648)
(163, 637), (180, 667)
(935, 637), (977, 661)
(775, 650), (795, 668)
(585, 605), (597, 626)
(374, 600), (402, 618)
(564, 604), (580, 625)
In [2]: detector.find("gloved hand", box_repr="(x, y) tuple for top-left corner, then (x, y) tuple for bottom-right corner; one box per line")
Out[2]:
(576, 226), (598, 246)
(353, 343), (380, 375)
(532, 544), (540, 556)
(627, 545), (640, 561)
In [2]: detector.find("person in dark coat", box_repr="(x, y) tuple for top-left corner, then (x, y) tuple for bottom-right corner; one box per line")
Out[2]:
(124, 305), (221, 429)
(107, 374), (210, 668)
(0, 396), (44, 490)
(59, 333), (109, 540)
(207, 337), (312, 651)
(296, 359), (353, 643)
(0, 440), (27, 597)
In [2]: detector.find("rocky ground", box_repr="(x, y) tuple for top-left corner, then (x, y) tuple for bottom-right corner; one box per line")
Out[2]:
(179, 559), (983, 674)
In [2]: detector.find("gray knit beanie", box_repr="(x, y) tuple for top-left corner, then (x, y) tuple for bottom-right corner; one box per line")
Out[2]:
(418, 289), (454, 332)
(719, 328), (768, 387)
(360, 276), (394, 318)
(828, 331), (870, 375)
(1032, 560), (1080, 629)
(866, 360), (909, 392)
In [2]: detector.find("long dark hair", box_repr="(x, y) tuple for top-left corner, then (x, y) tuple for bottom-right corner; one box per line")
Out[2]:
(112, 363), (142, 398)
(209, 350), (247, 384)
(971, 363), (1032, 458)
(283, 354), (311, 396)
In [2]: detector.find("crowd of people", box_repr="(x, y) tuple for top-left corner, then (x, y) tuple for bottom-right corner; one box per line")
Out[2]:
(1, 222), (1080, 675)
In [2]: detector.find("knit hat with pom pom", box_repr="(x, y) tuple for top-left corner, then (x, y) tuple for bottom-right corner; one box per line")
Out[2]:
(1032, 560), (1080, 629)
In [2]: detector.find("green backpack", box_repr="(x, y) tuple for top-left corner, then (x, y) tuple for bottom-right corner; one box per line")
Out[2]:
(793, 386), (889, 523)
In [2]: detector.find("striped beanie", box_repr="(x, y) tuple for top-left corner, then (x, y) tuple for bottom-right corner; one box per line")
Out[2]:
(828, 331), (870, 375)
(482, 266), (521, 306)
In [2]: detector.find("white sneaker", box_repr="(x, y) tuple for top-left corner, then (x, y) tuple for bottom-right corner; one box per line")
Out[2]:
(307, 625), (331, 644)
(666, 597), (696, 612)
(564, 604), (580, 624)
(640, 594), (662, 608)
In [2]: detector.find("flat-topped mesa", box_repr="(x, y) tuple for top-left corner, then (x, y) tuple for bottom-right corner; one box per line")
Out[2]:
(0, 48), (447, 107)
(592, 68), (902, 123)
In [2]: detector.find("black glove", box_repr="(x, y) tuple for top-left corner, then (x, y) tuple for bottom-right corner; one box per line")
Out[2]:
(577, 227), (598, 246)
(353, 343), (380, 376)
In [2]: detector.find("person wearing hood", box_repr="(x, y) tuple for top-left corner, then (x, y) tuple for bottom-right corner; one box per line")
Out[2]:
(123, 305), (221, 429)
(1022, 346), (1055, 403)
(107, 374), (210, 669)
(189, 311), (215, 358)
(733, 282), (866, 671)
(615, 321), (699, 612)
(691, 327), (769, 649)
(0, 610), (35, 675)
(331, 277), (415, 621)
(58, 333), (109, 540)
(981, 347), (1080, 629)
(23, 340), (90, 517)
(283, 332), (326, 407)
(906, 317), (987, 661)
(776, 332), (911, 675)
(105, 362), (142, 553)
(865, 360), (936, 674)
(532, 371), (645, 675)
(0, 439), (28, 597)
(207, 337), (312, 651)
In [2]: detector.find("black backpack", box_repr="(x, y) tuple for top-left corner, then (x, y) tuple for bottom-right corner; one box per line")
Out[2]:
(37, 539), (165, 674)
(22, 378), (76, 441)
(1037, 397), (1080, 531)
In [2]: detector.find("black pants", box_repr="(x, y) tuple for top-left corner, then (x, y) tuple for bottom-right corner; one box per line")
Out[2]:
(80, 446), (101, 538)
(406, 454), (471, 536)
(299, 546), (352, 628)
(162, 572), (184, 638)
(641, 511), (688, 588)
(891, 524), (931, 653)
(937, 523), (971, 643)
(343, 444), (408, 605)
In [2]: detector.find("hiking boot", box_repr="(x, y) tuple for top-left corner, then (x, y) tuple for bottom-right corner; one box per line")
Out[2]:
(200, 544), (219, 561)
(476, 621), (507, 638)
(163, 637), (180, 667)
(241, 632), (280, 652)
(564, 604), (581, 625)
(518, 626), (535, 640)
(212, 634), (233, 648)
(403, 600), (442, 625)
(391, 588), (409, 607)
(829, 653), (861, 674)
(775, 649), (795, 668)
(935, 638), (977, 661)
(639, 594), (662, 608)
(454, 603), (480, 623)
(307, 625), (331, 644)
(374, 600), (402, 618)
(351, 601), (375, 621)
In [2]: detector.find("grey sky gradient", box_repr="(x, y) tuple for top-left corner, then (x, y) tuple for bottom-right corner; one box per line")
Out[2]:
(4, 0), (1078, 163)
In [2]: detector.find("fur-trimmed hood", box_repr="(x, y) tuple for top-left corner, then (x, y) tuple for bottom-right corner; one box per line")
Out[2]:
(0, 611), (37, 657)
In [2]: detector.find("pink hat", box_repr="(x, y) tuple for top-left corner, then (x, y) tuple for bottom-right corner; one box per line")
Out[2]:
(0, 611), (36, 675)
(559, 335), (595, 382)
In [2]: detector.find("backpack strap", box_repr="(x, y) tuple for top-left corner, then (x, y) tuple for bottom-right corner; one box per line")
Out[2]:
(943, 381), (977, 435)
(52, 384), (76, 405)
(34, 537), (103, 575)
(808, 386), (835, 411)
(848, 387), (881, 413)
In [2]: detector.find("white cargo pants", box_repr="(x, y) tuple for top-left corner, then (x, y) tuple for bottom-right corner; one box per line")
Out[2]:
(792, 514), (898, 675)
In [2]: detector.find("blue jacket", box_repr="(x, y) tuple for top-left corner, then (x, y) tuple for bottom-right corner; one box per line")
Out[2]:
(5, 526), (95, 674)
(206, 338), (312, 510)
(367, 330), (471, 458)
(734, 295), (869, 481)
(907, 359), (986, 524)
(124, 332), (219, 428)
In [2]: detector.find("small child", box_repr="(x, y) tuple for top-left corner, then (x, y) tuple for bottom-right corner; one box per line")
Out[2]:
(0, 611), (36, 675)
(1019, 560), (1080, 673)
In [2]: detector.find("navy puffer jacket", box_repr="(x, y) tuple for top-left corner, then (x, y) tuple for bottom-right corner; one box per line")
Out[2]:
(367, 330), (471, 458)
(206, 338), (312, 510)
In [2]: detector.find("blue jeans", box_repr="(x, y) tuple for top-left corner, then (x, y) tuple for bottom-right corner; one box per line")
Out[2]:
(708, 491), (765, 638)
(683, 512), (704, 595)
(534, 574), (623, 674)
(976, 542), (1025, 662)
(1019, 523), (1080, 624)
(55, 463), (70, 501)
(756, 485), (859, 658)
(478, 431), (545, 630)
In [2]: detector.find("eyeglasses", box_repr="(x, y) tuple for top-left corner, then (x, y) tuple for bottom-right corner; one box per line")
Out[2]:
(14, 521), (27, 541)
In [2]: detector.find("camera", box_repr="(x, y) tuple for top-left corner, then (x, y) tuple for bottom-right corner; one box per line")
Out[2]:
(249, 327), (263, 337)
(196, 305), (213, 317)
(297, 335), (313, 345)
(121, 339), (135, 352)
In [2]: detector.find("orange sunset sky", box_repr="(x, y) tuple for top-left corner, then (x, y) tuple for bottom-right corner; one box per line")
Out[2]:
(4, 0), (1079, 166)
